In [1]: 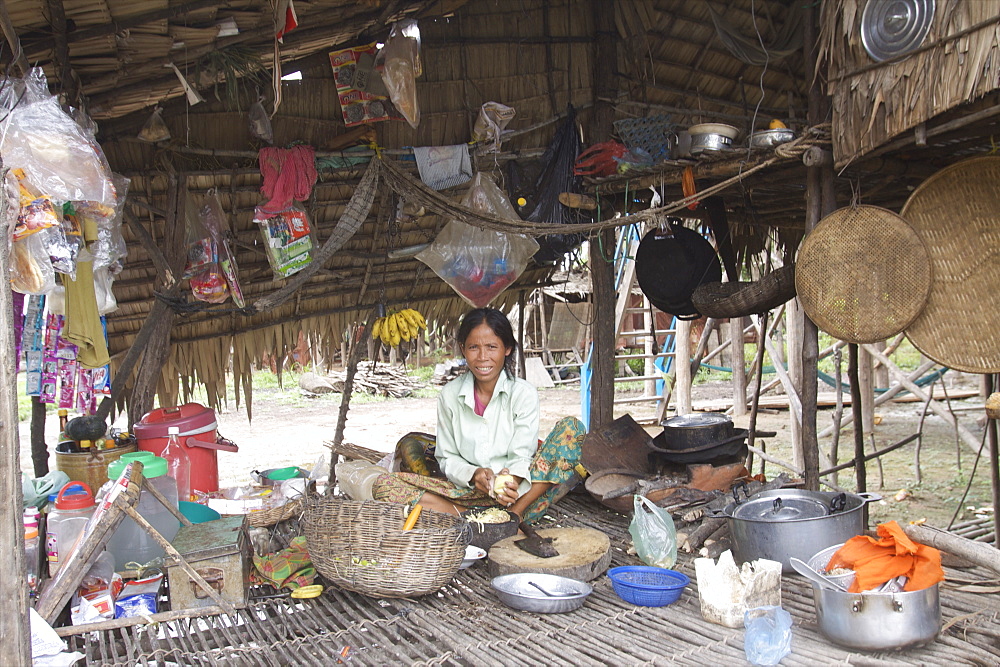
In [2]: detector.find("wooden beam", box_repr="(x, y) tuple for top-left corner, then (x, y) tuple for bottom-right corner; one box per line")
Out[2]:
(0, 0), (28, 75)
(45, 0), (80, 105)
(587, 0), (617, 428)
(0, 161), (32, 662)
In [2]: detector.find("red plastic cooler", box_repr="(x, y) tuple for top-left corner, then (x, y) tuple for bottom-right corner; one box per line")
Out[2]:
(133, 403), (238, 494)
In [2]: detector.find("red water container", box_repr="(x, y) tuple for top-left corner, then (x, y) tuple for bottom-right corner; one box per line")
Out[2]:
(133, 403), (238, 494)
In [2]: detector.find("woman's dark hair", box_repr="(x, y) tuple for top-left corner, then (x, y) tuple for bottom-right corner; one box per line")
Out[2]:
(457, 307), (518, 377)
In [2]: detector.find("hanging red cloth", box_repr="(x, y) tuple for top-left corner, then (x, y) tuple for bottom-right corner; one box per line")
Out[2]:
(826, 520), (944, 593)
(259, 145), (317, 212)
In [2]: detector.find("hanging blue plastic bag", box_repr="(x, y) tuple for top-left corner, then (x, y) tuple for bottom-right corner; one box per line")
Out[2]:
(628, 494), (677, 569)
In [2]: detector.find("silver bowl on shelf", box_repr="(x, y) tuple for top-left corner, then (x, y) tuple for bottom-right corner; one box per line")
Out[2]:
(491, 573), (592, 613)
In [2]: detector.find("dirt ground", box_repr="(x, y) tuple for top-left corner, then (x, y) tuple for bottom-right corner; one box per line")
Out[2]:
(19, 369), (994, 528)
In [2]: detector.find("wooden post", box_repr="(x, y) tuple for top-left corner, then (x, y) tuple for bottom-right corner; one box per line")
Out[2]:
(848, 344), (868, 526)
(729, 318), (747, 416)
(786, 297), (804, 468)
(799, 2), (826, 491)
(643, 302), (655, 397)
(30, 396), (48, 476)
(674, 319), (692, 414)
(986, 374), (999, 548)
(125, 174), (188, 427)
(0, 165), (31, 662)
(517, 291), (526, 380)
(858, 346), (882, 487)
(587, 0), (617, 428)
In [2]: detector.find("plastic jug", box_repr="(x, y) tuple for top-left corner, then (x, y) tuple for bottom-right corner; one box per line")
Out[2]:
(335, 461), (387, 500)
(46, 482), (96, 577)
(105, 454), (180, 570)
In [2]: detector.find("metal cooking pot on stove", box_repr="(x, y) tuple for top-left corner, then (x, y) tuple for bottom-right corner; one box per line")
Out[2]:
(813, 583), (941, 651)
(708, 488), (881, 572)
(659, 413), (733, 450)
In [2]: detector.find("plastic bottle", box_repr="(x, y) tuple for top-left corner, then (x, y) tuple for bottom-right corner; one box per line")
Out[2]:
(105, 454), (180, 570)
(46, 482), (97, 577)
(162, 426), (192, 503)
(24, 521), (39, 594)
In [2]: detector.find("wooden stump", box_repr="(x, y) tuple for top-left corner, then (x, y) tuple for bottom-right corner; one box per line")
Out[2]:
(487, 527), (611, 581)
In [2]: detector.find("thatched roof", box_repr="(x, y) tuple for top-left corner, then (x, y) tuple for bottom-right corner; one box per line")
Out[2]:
(3, 0), (999, 414)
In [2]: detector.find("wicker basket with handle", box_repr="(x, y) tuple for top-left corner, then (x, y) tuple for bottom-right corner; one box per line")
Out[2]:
(304, 498), (470, 598)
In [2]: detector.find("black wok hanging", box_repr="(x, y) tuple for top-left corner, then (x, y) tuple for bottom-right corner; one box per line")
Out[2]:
(635, 221), (722, 320)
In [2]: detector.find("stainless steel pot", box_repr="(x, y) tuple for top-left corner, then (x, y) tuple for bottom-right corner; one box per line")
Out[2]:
(749, 128), (795, 148)
(659, 413), (733, 450)
(690, 133), (733, 154)
(708, 489), (881, 572)
(813, 584), (941, 651)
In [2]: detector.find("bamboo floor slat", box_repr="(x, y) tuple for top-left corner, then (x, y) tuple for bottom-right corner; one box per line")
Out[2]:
(62, 493), (1000, 665)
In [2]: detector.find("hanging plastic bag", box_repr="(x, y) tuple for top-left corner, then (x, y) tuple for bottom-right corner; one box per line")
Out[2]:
(10, 234), (56, 295)
(472, 102), (516, 151)
(183, 193), (229, 304)
(416, 173), (538, 308)
(375, 19), (422, 128)
(137, 106), (170, 143)
(85, 174), (130, 273)
(628, 494), (678, 569)
(248, 96), (274, 144)
(253, 205), (314, 279)
(202, 191), (245, 307)
(0, 68), (115, 206)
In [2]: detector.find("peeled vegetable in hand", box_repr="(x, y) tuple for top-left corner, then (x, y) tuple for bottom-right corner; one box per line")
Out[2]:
(493, 474), (514, 496)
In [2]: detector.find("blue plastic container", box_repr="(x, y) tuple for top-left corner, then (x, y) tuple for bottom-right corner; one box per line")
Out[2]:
(607, 566), (689, 607)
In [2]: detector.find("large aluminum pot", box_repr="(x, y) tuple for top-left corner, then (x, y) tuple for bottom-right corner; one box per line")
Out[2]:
(708, 489), (881, 572)
(813, 584), (941, 650)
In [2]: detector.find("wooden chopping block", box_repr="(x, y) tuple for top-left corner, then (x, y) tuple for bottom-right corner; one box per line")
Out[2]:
(487, 527), (611, 581)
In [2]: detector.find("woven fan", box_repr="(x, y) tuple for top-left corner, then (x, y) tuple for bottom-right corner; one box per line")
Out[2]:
(901, 156), (1000, 373)
(795, 205), (931, 344)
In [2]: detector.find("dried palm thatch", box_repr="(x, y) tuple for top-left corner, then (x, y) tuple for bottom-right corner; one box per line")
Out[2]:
(819, 1), (1000, 165)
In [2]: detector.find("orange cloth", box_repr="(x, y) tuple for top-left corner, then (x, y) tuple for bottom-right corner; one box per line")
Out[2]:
(826, 520), (944, 593)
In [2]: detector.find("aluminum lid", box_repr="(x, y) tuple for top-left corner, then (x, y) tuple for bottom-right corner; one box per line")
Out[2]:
(731, 495), (828, 522)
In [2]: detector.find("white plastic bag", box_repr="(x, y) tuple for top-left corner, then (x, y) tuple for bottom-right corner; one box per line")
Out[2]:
(376, 19), (422, 128)
(627, 494), (678, 569)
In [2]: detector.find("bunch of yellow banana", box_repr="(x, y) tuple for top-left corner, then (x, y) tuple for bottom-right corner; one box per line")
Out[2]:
(371, 308), (427, 347)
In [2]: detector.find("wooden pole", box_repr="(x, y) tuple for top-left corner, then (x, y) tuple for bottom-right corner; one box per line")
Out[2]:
(30, 396), (48, 476)
(746, 312), (770, 472)
(517, 292), (526, 380)
(729, 318), (747, 416)
(586, 0), (617, 428)
(786, 299), (804, 467)
(848, 344), (868, 527)
(800, 2), (824, 491)
(0, 163), (31, 663)
(328, 311), (376, 484)
(987, 374), (999, 548)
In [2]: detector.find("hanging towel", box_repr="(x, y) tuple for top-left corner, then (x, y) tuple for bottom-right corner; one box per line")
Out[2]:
(412, 145), (472, 190)
(62, 251), (110, 369)
(259, 145), (318, 212)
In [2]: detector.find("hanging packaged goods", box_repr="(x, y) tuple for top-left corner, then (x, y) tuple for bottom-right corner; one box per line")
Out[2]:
(253, 206), (314, 278)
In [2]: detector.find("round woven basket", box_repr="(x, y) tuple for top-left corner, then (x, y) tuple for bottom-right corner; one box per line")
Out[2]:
(304, 498), (470, 598)
(692, 264), (797, 318)
(901, 156), (1000, 373)
(795, 205), (931, 344)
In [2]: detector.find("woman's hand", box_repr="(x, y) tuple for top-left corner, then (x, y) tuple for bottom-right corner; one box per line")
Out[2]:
(492, 468), (522, 507)
(470, 468), (495, 496)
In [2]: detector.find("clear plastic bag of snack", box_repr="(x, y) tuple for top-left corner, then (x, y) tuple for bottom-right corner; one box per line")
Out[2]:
(416, 173), (538, 307)
(253, 205), (314, 279)
(137, 106), (170, 142)
(375, 19), (422, 128)
(10, 233), (56, 295)
(202, 190), (244, 307)
(0, 68), (115, 205)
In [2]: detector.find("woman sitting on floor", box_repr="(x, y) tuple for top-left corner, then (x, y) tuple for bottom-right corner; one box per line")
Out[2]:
(371, 307), (586, 525)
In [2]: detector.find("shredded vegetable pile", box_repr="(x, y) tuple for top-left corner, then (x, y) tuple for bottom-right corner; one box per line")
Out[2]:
(465, 508), (512, 532)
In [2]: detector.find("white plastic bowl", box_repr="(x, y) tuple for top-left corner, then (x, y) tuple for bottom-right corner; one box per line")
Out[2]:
(460, 545), (486, 569)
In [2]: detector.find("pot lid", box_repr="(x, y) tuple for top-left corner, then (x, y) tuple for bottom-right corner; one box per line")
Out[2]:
(661, 413), (732, 429)
(732, 495), (828, 522)
(688, 123), (740, 139)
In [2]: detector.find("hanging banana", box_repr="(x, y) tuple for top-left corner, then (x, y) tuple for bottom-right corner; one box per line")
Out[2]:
(370, 308), (428, 347)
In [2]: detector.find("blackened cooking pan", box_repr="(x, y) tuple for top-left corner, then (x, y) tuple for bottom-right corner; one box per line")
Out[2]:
(635, 222), (722, 320)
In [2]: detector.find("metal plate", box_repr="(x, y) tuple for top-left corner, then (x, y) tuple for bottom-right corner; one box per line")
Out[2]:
(861, 0), (935, 62)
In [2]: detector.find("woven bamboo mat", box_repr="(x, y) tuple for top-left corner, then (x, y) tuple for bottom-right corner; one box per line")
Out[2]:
(63, 494), (1000, 666)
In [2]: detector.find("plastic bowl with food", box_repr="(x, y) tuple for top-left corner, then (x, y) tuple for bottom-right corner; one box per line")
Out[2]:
(491, 573), (592, 613)
(460, 545), (487, 569)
